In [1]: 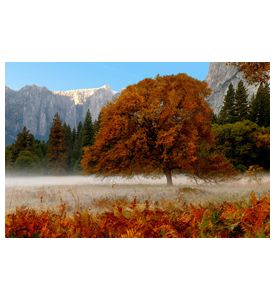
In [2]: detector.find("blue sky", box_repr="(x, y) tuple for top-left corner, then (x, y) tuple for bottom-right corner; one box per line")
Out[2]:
(6, 62), (210, 92)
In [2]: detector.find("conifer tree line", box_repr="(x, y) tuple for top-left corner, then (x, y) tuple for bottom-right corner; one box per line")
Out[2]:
(5, 109), (100, 174)
(213, 81), (270, 171)
(217, 80), (270, 127)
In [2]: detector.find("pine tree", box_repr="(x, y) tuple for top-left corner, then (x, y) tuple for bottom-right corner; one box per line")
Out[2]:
(71, 128), (76, 148)
(250, 85), (262, 125)
(261, 83), (270, 127)
(235, 80), (249, 121)
(48, 113), (67, 174)
(250, 83), (270, 127)
(218, 83), (236, 124)
(93, 112), (102, 137)
(72, 121), (83, 171)
(82, 109), (94, 147)
(12, 126), (35, 162)
(77, 121), (83, 141)
(62, 122), (73, 172)
(33, 139), (48, 172)
(248, 93), (256, 121)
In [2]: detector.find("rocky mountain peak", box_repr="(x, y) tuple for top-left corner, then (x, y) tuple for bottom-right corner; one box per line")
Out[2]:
(19, 84), (49, 92)
(5, 84), (118, 144)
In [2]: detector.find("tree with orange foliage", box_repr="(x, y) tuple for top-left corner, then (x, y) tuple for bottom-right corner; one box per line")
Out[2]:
(81, 74), (233, 185)
(230, 62), (270, 84)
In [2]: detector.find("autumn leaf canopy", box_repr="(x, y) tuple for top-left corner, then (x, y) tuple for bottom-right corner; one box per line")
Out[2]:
(230, 62), (270, 84)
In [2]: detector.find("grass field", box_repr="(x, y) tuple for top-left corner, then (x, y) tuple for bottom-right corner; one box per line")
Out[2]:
(5, 174), (269, 213)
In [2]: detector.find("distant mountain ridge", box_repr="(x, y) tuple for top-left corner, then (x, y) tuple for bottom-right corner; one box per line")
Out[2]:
(5, 84), (118, 144)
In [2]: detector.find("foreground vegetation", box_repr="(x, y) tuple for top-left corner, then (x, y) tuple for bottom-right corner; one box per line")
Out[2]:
(6, 192), (269, 238)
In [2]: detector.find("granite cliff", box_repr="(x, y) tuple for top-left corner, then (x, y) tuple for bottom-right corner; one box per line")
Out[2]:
(5, 85), (117, 144)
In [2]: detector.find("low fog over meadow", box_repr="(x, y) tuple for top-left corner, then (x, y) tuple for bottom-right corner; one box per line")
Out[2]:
(5, 174), (270, 213)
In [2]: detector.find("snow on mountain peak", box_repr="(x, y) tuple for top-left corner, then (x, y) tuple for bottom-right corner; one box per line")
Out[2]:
(53, 85), (115, 105)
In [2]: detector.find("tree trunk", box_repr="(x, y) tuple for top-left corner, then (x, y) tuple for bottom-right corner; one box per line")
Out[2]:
(165, 170), (173, 186)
